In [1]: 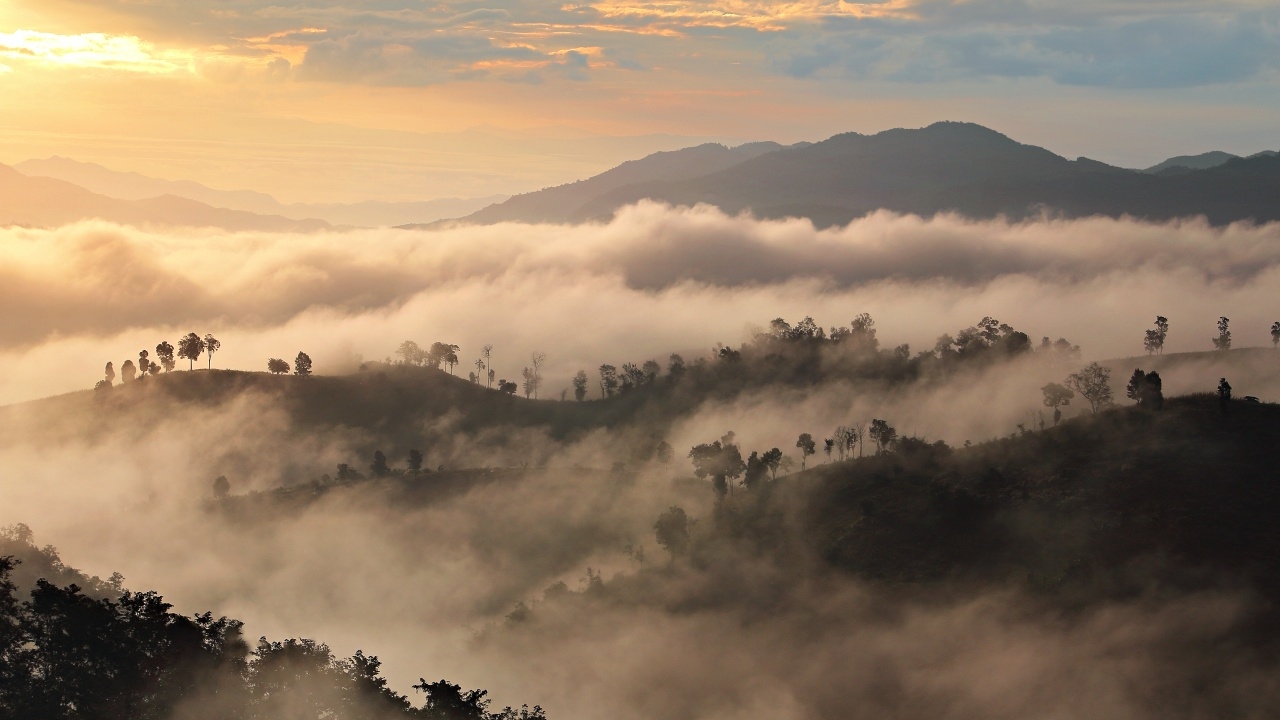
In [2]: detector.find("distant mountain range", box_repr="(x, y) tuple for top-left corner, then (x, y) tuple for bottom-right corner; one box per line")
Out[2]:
(0, 164), (332, 232)
(13, 157), (506, 228)
(450, 122), (1280, 228)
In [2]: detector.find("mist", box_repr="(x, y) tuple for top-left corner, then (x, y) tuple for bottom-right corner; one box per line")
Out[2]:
(4, 205), (1280, 718)
(3, 203), (1280, 406)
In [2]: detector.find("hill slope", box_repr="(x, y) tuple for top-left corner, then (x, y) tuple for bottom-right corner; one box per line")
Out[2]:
(455, 122), (1280, 228)
(0, 164), (331, 232)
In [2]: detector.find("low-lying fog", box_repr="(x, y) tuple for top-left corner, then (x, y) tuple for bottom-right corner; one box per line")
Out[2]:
(3, 203), (1280, 718)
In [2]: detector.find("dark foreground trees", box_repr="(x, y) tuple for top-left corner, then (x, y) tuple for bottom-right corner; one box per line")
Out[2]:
(0, 552), (546, 720)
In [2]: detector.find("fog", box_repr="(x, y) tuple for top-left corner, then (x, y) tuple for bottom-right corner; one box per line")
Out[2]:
(4, 203), (1280, 405)
(3, 205), (1280, 717)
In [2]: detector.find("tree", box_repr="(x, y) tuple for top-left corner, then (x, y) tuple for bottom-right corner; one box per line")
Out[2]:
(1272, 321), (1280, 348)
(294, 352), (313, 376)
(499, 379), (518, 395)
(473, 357), (485, 382)
(655, 441), (673, 464)
(1143, 316), (1169, 355)
(521, 367), (535, 399)
(137, 350), (151, 377)
(104, 361), (115, 386)
(1125, 370), (1163, 409)
(426, 342), (459, 370)
(653, 506), (691, 559)
(120, 359), (136, 383)
(371, 450), (390, 478)
(529, 352), (546, 398)
(1065, 362), (1113, 414)
(598, 364), (619, 398)
(397, 340), (424, 366)
(823, 438), (834, 463)
(412, 678), (491, 720)
(742, 451), (768, 489)
(1218, 377), (1232, 413)
(688, 435), (745, 497)
(408, 449), (423, 473)
(1213, 316), (1232, 351)
(641, 359), (661, 382)
(267, 358), (290, 374)
(869, 419), (897, 454)
(212, 475), (230, 499)
(203, 334), (220, 369)
(177, 332), (204, 370)
(761, 447), (783, 480)
(1041, 382), (1074, 425)
(572, 370), (588, 401)
(155, 341), (176, 372)
(482, 345), (493, 388)
(796, 433), (816, 470)
(668, 353), (685, 375)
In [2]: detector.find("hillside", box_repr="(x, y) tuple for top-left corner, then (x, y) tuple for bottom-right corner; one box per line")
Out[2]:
(14, 157), (506, 227)
(456, 141), (785, 225)
(453, 122), (1280, 228)
(0, 164), (331, 232)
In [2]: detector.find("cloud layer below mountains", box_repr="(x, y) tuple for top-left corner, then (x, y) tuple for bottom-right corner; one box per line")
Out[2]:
(3, 202), (1280, 404)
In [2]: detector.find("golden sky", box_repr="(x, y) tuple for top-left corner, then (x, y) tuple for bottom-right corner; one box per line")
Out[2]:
(0, 0), (1277, 201)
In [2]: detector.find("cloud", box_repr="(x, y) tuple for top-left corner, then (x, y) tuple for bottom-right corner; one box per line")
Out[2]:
(4, 205), (1280, 407)
(0, 29), (193, 73)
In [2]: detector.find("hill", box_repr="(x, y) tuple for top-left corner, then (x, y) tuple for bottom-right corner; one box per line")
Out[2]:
(454, 141), (785, 225)
(452, 122), (1280, 228)
(0, 164), (331, 232)
(14, 157), (506, 227)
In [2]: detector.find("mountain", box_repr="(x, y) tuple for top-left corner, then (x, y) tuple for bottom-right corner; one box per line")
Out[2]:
(15, 157), (506, 227)
(453, 122), (1280, 228)
(0, 164), (331, 232)
(458, 141), (785, 225)
(1143, 150), (1240, 174)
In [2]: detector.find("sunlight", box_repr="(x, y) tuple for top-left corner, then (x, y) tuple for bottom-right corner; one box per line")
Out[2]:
(584, 0), (917, 30)
(0, 29), (192, 74)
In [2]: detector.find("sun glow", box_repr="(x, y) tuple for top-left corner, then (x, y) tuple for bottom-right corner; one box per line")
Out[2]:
(0, 29), (192, 74)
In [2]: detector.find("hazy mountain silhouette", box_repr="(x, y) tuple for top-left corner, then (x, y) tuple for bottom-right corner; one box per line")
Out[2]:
(15, 157), (506, 227)
(457, 141), (787, 225)
(455, 122), (1280, 228)
(0, 164), (331, 231)
(1142, 151), (1240, 174)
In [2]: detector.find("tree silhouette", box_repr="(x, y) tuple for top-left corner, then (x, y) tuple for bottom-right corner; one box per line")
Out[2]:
(137, 350), (151, 377)
(267, 358), (289, 374)
(294, 352), (313, 376)
(667, 353), (685, 375)
(1272, 321), (1280, 348)
(1213, 316), (1232, 351)
(655, 441), (674, 464)
(529, 352), (546, 398)
(869, 419), (897, 454)
(761, 447), (783, 480)
(598, 364), (619, 398)
(572, 370), (588, 401)
(653, 506), (691, 559)
(1041, 382), (1074, 425)
(371, 450), (390, 478)
(482, 345), (493, 388)
(177, 332), (204, 370)
(408, 449), (424, 473)
(203, 334), (220, 369)
(796, 433), (816, 470)
(413, 678), (491, 720)
(473, 357), (485, 382)
(1143, 316), (1169, 355)
(1218, 377), (1232, 414)
(642, 359), (661, 382)
(120, 359), (136, 383)
(104, 361), (115, 386)
(1066, 362), (1113, 414)
(397, 340), (425, 366)
(212, 475), (230, 499)
(155, 341), (176, 372)
(823, 438), (834, 462)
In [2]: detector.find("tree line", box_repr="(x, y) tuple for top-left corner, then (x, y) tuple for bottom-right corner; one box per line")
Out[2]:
(0, 529), (546, 720)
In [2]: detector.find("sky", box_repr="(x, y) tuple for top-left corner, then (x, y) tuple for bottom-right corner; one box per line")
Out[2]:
(0, 1), (1278, 201)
